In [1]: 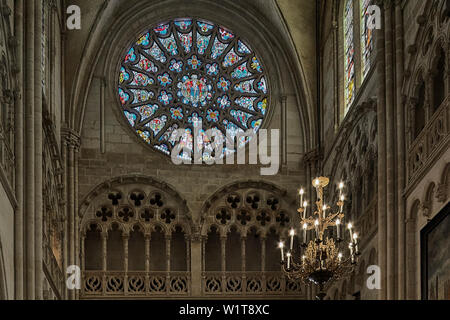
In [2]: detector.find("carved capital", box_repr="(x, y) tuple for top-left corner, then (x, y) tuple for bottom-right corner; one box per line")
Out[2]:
(61, 128), (81, 150)
(191, 232), (202, 243)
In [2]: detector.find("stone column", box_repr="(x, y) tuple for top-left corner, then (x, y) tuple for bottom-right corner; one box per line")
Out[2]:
(144, 233), (150, 295)
(14, 0), (24, 300)
(395, 0), (406, 300)
(64, 129), (80, 300)
(384, 0), (396, 300)
(280, 95), (287, 166)
(220, 236), (226, 292)
(74, 146), (80, 300)
(185, 234), (191, 272)
(80, 233), (85, 272)
(100, 77), (106, 154)
(123, 233), (129, 295)
(101, 231), (108, 295)
(261, 236), (266, 292)
(34, 0), (43, 300)
(405, 216), (417, 299)
(61, 140), (68, 300)
(375, 0), (387, 300)
(24, 0), (36, 300)
(190, 234), (202, 296)
(165, 234), (171, 294)
(241, 236), (246, 294)
(332, 19), (340, 132)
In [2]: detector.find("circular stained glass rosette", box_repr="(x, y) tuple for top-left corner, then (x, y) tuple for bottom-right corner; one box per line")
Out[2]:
(118, 18), (269, 161)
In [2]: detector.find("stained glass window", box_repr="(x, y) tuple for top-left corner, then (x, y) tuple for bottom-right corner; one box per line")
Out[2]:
(344, 0), (355, 112)
(118, 18), (269, 161)
(360, 0), (374, 80)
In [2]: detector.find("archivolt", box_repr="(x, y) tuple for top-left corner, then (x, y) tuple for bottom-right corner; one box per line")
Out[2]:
(67, 0), (313, 152)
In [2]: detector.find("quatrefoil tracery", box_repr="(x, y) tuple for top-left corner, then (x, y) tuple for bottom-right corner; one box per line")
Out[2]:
(141, 208), (155, 222)
(237, 209), (252, 225)
(96, 207), (113, 222)
(118, 207), (134, 222)
(256, 210), (271, 226)
(161, 208), (176, 224)
(216, 208), (232, 225)
(275, 211), (289, 226)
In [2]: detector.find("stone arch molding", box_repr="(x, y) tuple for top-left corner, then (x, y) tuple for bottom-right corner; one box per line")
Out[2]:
(79, 175), (192, 236)
(69, 0), (313, 152)
(200, 180), (298, 237)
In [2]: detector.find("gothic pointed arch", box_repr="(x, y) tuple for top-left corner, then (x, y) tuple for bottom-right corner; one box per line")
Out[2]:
(79, 175), (193, 298)
(66, 0), (314, 153)
(199, 180), (303, 297)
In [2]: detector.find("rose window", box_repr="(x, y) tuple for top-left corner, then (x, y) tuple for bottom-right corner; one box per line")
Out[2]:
(117, 18), (269, 160)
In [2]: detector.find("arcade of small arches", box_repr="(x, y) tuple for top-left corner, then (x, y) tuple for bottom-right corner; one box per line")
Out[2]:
(79, 177), (307, 298)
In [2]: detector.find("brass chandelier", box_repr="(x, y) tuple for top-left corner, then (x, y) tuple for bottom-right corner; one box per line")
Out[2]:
(279, 177), (360, 299)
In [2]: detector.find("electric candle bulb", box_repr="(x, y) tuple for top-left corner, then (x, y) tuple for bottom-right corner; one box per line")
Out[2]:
(302, 223), (308, 244)
(289, 229), (295, 250)
(338, 252), (343, 263)
(302, 201), (308, 219)
(340, 195), (345, 201)
(336, 218), (341, 239)
(315, 179), (320, 187)
(299, 189), (304, 206)
(348, 223), (353, 239)
(339, 182), (344, 189)
(353, 233), (359, 253)
(279, 242), (285, 261)
(314, 219), (320, 239)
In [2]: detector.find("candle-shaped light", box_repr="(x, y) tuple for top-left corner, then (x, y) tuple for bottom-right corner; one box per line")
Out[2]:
(322, 204), (327, 219)
(302, 255), (306, 267)
(349, 242), (354, 256)
(348, 222), (353, 240)
(302, 201), (308, 219)
(278, 242), (285, 261)
(336, 218), (341, 239)
(314, 219), (320, 239)
(299, 188), (304, 206)
(339, 195), (345, 213)
(314, 178), (320, 188)
(289, 228), (295, 251)
(286, 252), (291, 269)
(353, 233), (359, 253)
(339, 182), (344, 196)
(302, 223), (308, 244)
(338, 252), (343, 263)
